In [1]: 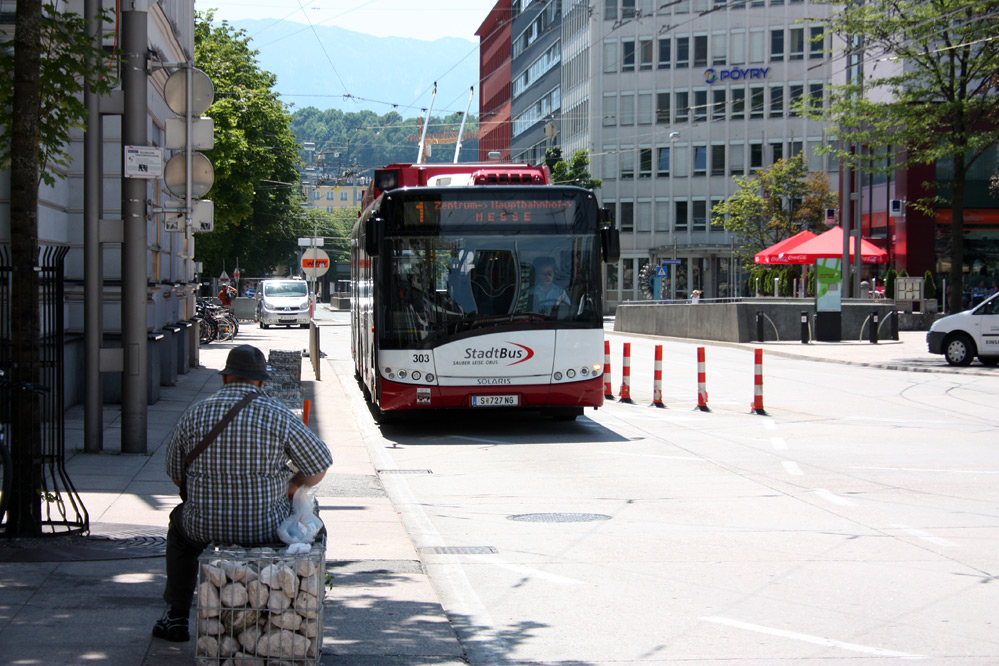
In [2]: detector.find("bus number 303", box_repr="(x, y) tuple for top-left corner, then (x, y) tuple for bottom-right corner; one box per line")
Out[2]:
(413, 353), (431, 363)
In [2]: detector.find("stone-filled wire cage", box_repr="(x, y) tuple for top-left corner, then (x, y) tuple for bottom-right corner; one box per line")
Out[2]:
(196, 540), (326, 664)
(0, 244), (88, 536)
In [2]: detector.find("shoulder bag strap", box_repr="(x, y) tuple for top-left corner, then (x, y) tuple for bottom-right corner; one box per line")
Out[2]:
(185, 392), (259, 466)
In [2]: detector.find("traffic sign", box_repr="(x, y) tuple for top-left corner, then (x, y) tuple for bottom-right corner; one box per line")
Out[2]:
(233, 268), (241, 280)
(301, 248), (330, 279)
(661, 259), (682, 265)
(655, 266), (669, 277)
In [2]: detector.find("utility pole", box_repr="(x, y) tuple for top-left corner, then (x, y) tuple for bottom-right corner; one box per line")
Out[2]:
(121, 1), (149, 453)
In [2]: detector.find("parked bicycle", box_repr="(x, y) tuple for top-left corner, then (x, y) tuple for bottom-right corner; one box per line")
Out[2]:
(0, 369), (49, 530)
(197, 298), (239, 344)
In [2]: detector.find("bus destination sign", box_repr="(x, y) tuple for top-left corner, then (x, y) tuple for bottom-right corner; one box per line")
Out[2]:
(399, 197), (576, 228)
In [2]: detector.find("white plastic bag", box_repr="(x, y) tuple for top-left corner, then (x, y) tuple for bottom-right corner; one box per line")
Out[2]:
(277, 486), (323, 545)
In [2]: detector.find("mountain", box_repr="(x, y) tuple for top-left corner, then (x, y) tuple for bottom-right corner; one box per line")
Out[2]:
(225, 19), (481, 114)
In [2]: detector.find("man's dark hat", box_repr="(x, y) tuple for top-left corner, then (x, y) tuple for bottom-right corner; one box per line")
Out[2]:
(221, 345), (269, 381)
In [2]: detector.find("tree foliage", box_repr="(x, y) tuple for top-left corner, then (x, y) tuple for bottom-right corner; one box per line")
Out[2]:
(711, 155), (837, 269)
(193, 11), (304, 278)
(544, 146), (602, 189)
(0, 3), (114, 186)
(805, 0), (999, 313)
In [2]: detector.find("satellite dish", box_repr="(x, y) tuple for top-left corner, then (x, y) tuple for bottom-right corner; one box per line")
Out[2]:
(164, 151), (214, 198)
(164, 68), (215, 116)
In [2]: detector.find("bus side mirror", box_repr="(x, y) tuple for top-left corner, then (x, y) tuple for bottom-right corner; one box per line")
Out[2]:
(601, 226), (620, 263)
(364, 217), (383, 256)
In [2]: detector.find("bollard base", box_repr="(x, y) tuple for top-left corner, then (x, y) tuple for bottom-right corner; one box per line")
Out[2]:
(619, 398), (635, 404)
(750, 407), (768, 415)
(693, 405), (711, 412)
(604, 394), (616, 400)
(651, 401), (666, 408)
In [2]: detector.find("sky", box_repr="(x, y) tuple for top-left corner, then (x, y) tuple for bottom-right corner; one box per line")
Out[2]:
(195, 0), (500, 42)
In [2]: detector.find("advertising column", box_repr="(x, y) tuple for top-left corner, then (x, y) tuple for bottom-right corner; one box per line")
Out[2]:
(814, 258), (843, 341)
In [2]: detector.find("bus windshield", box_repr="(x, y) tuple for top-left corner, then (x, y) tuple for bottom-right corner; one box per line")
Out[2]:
(382, 233), (602, 349)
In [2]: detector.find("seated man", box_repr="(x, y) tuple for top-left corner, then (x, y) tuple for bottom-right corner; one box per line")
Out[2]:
(532, 257), (570, 315)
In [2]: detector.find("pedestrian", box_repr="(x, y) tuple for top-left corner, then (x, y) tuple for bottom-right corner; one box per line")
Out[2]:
(217, 284), (236, 307)
(690, 289), (702, 304)
(152, 344), (333, 642)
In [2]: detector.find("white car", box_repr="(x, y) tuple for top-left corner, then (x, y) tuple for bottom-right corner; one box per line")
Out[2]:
(256, 279), (311, 329)
(926, 292), (999, 366)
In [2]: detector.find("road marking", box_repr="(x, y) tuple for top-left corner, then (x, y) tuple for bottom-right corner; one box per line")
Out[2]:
(782, 461), (804, 476)
(603, 451), (714, 461)
(891, 524), (959, 549)
(842, 417), (951, 425)
(813, 488), (855, 506)
(763, 420), (777, 430)
(700, 616), (925, 659)
(471, 555), (584, 585)
(771, 437), (787, 450)
(853, 466), (999, 475)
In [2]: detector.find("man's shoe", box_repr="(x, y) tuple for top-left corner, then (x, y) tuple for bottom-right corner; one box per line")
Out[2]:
(152, 608), (190, 642)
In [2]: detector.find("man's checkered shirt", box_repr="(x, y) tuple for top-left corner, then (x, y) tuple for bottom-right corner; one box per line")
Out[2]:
(165, 381), (333, 544)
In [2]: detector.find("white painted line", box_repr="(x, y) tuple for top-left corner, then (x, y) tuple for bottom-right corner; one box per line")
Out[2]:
(842, 417), (950, 425)
(853, 466), (999, 475)
(763, 420), (777, 430)
(470, 555), (584, 585)
(431, 435), (508, 445)
(813, 488), (855, 506)
(700, 616), (925, 659)
(771, 437), (787, 450)
(891, 524), (959, 549)
(603, 451), (714, 462)
(782, 461), (804, 476)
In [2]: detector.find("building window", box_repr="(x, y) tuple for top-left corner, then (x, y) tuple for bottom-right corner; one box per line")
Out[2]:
(693, 89), (707, 122)
(341, 190), (348, 201)
(602, 146), (617, 180)
(789, 28), (804, 60)
(750, 86), (765, 119)
(771, 141), (784, 164)
(603, 94), (617, 126)
(750, 143), (763, 170)
(656, 92), (671, 123)
(693, 200), (707, 231)
(730, 142), (745, 175)
(606, 259), (618, 292)
(620, 93), (635, 125)
(605, 0), (617, 20)
(675, 91), (690, 123)
(711, 144), (725, 176)
(622, 40), (636, 72)
(693, 146), (707, 176)
(658, 37), (671, 69)
(655, 200), (670, 232)
(712, 32), (727, 65)
(693, 35), (708, 67)
(731, 31), (746, 65)
(712, 88), (726, 120)
(731, 87), (745, 119)
(638, 93), (653, 124)
(640, 39), (654, 70)
(750, 29), (765, 63)
(770, 29), (784, 62)
(808, 82), (824, 112)
(637, 201), (652, 232)
(326, 191), (335, 200)
(603, 42), (618, 73)
(657, 147), (671, 177)
(621, 147), (635, 179)
(622, 0), (636, 18)
(711, 198), (724, 229)
(673, 145), (689, 176)
(676, 37), (689, 68)
(789, 84), (803, 117)
(810, 27), (825, 59)
(769, 84), (784, 118)
(620, 201), (635, 232)
(639, 148), (653, 178)
(675, 200), (689, 231)
(790, 140), (803, 157)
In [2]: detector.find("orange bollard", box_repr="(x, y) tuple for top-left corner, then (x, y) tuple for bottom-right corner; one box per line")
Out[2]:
(604, 339), (615, 400)
(618, 342), (634, 404)
(303, 399), (312, 425)
(695, 347), (710, 412)
(751, 348), (767, 415)
(651, 344), (665, 408)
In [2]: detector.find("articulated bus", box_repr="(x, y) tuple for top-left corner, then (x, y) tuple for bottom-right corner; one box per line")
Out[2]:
(350, 162), (619, 420)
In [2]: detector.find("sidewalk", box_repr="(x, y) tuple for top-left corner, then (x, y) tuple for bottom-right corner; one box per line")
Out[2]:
(0, 332), (466, 666)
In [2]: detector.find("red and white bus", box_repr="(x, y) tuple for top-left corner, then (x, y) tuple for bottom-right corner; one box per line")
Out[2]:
(350, 162), (619, 420)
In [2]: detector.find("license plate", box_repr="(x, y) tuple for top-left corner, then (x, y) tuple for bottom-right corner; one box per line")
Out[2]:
(471, 395), (519, 407)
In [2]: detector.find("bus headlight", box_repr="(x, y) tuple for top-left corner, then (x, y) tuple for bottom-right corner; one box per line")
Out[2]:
(580, 367), (589, 376)
(566, 369), (576, 379)
(553, 371), (563, 381)
(425, 373), (435, 383)
(412, 371), (421, 380)
(398, 370), (407, 379)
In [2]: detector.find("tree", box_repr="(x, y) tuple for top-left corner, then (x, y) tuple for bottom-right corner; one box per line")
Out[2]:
(544, 147), (602, 190)
(806, 0), (999, 314)
(711, 155), (837, 269)
(193, 12), (304, 278)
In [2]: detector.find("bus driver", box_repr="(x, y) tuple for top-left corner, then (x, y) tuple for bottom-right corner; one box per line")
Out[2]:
(532, 257), (570, 314)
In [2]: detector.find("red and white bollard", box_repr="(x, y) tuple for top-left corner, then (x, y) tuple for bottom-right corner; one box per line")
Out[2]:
(695, 346), (710, 412)
(619, 342), (634, 403)
(604, 339), (615, 400)
(751, 348), (767, 415)
(651, 344), (665, 408)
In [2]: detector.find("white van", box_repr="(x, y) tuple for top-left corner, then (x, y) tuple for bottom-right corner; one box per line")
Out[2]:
(926, 292), (999, 366)
(256, 278), (311, 329)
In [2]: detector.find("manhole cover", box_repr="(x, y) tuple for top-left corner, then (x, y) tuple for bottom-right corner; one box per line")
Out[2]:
(507, 513), (612, 523)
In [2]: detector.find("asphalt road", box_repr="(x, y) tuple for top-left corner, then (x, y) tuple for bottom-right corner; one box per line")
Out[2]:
(309, 315), (999, 666)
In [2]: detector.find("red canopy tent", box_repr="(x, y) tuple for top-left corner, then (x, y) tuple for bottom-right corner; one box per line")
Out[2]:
(754, 230), (816, 265)
(781, 226), (889, 264)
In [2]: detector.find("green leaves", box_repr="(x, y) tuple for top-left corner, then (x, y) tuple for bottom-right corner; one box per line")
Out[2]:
(0, 3), (114, 186)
